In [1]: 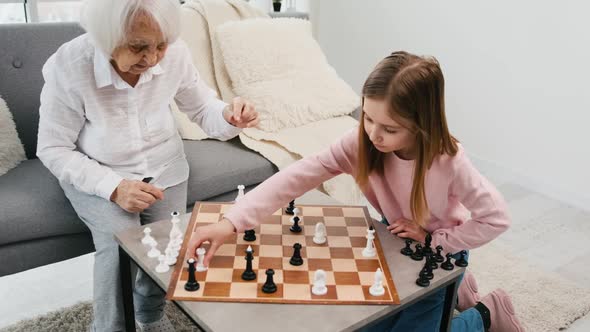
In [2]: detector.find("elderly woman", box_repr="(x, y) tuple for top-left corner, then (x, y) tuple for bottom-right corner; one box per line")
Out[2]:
(36, 0), (258, 331)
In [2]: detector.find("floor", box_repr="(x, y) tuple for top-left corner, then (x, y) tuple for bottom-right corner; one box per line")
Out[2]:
(1, 171), (589, 330)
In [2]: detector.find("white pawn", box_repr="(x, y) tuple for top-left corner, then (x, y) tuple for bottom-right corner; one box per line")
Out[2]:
(147, 240), (161, 258)
(313, 222), (327, 244)
(169, 211), (183, 243)
(164, 248), (177, 266)
(290, 207), (301, 223)
(362, 226), (376, 257)
(141, 227), (156, 246)
(369, 268), (385, 296)
(196, 247), (208, 272)
(155, 254), (170, 273)
(235, 184), (245, 202)
(311, 269), (328, 295)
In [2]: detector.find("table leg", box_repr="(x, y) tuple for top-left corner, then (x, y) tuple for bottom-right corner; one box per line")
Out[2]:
(119, 246), (136, 332)
(439, 277), (460, 332)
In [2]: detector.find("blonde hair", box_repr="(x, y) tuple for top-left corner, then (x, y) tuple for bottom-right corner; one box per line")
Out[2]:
(355, 51), (458, 227)
(80, 0), (181, 56)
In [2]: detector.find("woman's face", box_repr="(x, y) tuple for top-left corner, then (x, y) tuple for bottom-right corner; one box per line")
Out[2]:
(363, 97), (416, 159)
(111, 12), (168, 76)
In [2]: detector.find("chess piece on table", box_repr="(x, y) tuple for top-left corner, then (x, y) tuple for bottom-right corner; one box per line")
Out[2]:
(410, 244), (424, 261)
(155, 254), (170, 273)
(169, 211), (183, 245)
(362, 226), (376, 257)
(195, 247), (208, 272)
(290, 207), (300, 223)
(434, 245), (445, 263)
(427, 253), (438, 270)
(416, 267), (431, 287)
(455, 250), (469, 267)
(441, 253), (455, 271)
(184, 258), (200, 291)
(313, 222), (327, 244)
(422, 256), (434, 280)
(285, 200), (296, 215)
(164, 248), (177, 266)
(235, 184), (245, 202)
(290, 216), (302, 233)
(369, 268), (385, 296)
(311, 269), (328, 295)
(147, 239), (161, 258)
(422, 233), (433, 255)
(262, 269), (277, 293)
(289, 243), (304, 266)
(400, 239), (414, 256)
(243, 229), (256, 242)
(141, 227), (156, 246)
(241, 245), (256, 281)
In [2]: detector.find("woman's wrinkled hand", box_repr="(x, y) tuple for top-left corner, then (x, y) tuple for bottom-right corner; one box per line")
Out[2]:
(223, 96), (259, 128)
(110, 179), (164, 213)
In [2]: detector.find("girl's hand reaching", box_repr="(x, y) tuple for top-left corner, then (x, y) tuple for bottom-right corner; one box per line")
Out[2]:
(186, 218), (236, 267)
(386, 218), (428, 243)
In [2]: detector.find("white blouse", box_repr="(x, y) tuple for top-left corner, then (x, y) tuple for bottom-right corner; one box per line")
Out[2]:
(37, 34), (240, 200)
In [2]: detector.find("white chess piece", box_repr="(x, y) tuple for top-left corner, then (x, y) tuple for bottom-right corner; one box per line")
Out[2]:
(369, 268), (385, 296)
(169, 211), (183, 243)
(362, 226), (376, 257)
(196, 247), (208, 272)
(147, 240), (161, 258)
(141, 227), (156, 246)
(164, 248), (177, 266)
(235, 184), (245, 202)
(313, 222), (327, 244)
(290, 207), (301, 223)
(155, 254), (170, 273)
(311, 269), (328, 295)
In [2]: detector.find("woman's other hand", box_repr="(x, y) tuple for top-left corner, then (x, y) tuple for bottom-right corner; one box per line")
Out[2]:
(223, 96), (259, 128)
(110, 179), (164, 213)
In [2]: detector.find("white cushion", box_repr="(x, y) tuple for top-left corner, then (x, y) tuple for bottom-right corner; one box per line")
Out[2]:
(0, 96), (26, 176)
(216, 18), (359, 132)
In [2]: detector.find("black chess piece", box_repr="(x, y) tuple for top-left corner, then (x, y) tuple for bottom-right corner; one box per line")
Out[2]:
(422, 256), (435, 279)
(290, 216), (302, 233)
(289, 243), (304, 266)
(416, 267), (431, 287)
(241, 247), (256, 281)
(410, 243), (424, 261)
(426, 253), (438, 270)
(441, 253), (455, 271)
(434, 245), (445, 263)
(400, 239), (414, 256)
(285, 200), (295, 215)
(422, 233), (433, 255)
(243, 229), (256, 242)
(184, 258), (200, 291)
(455, 250), (469, 267)
(262, 269), (277, 293)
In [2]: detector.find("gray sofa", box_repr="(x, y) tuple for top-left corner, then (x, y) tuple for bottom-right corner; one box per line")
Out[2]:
(0, 23), (277, 276)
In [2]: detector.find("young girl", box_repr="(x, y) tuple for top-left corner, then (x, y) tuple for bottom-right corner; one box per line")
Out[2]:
(188, 51), (523, 332)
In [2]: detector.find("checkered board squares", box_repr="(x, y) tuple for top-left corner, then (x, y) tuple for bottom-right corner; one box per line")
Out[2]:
(167, 202), (400, 305)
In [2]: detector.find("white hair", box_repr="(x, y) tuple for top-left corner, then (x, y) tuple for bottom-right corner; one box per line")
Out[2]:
(80, 0), (181, 56)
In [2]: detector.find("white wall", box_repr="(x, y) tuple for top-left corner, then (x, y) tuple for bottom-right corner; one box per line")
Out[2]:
(312, 0), (590, 210)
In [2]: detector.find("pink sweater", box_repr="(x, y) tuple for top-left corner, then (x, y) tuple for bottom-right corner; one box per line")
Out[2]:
(224, 127), (510, 254)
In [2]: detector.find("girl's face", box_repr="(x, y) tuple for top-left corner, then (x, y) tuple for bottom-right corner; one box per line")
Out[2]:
(363, 97), (416, 160)
(111, 13), (168, 76)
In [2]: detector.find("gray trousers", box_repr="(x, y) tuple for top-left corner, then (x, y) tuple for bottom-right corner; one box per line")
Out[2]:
(61, 180), (187, 332)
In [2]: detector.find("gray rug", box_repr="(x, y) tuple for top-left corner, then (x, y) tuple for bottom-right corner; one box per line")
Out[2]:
(0, 301), (201, 332)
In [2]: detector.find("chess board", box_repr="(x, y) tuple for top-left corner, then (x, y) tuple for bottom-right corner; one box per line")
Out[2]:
(166, 202), (400, 305)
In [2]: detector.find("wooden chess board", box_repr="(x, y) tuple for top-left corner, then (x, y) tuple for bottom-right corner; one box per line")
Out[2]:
(166, 202), (400, 305)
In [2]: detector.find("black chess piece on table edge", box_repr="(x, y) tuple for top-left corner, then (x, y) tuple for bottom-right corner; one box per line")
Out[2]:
(434, 245), (445, 263)
(289, 243), (304, 266)
(262, 269), (277, 293)
(241, 247), (257, 281)
(410, 243), (424, 261)
(416, 267), (430, 287)
(400, 239), (414, 256)
(290, 216), (302, 233)
(285, 200), (295, 215)
(243, 229), (256, 242)
(455, 250), (469, 267)
(441, 253), (454, 271)
(422, 256), (435, 280)
(422, 233), (433, 255)
(184, 258), (200, 291)
(426, 253), (438, 270)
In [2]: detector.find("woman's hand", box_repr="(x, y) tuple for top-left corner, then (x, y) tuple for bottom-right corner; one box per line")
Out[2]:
(386, 218), (428, 243)
(110, 179), (164, 213)
(187, 218), (236, 267)
(223, 97), (259, 128)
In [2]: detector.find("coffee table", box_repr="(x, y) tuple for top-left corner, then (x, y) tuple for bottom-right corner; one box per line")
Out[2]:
(116, 190), (464, 332)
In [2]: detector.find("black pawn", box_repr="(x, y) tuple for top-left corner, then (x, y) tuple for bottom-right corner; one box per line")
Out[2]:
(184, 258), (200, 291)
(285, 200), (295, 215)
(423, 255), (436, 277)
(434, 245), (445, 263)
(400, 239), (414, 256)
(441, 253), (455, 271)
(290, 216), (302, 233)
(455, 250), (469, 267)
(262, 269), (277, 293)
(411, 244), (424, 261)
(416, 268), (430, 287)
(422, 233), (433, 255)
(427, 253), (438, 270)
(241, 248), (256, 281)
(243, 229), (256, 242)
(289, 243), (304, 266)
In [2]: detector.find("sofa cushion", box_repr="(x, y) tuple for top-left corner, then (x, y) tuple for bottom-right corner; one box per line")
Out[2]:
(184, 137), (276, 203)
(0, 159), (86, 246)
